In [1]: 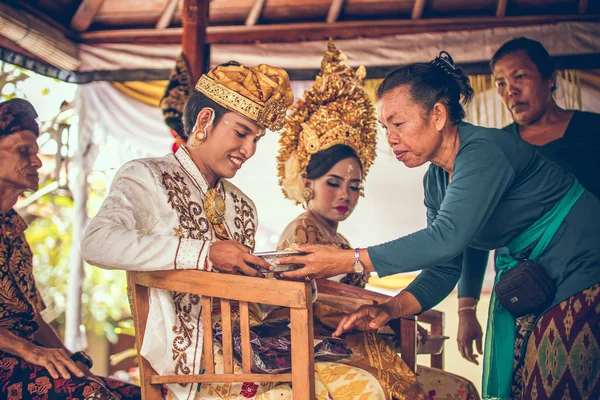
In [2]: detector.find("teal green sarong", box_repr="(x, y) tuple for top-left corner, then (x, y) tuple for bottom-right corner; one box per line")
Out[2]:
(482, 179), (584, 400)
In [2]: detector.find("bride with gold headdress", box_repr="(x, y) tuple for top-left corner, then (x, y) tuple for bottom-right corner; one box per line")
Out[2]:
(277, 41), (480, 400)
(276, 40), (424, 400)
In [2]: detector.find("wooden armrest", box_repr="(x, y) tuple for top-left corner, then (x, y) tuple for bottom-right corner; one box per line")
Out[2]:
(130, 270), (310, 308)
(316, 279), (389, 303)
(316, 279), (442, 324)
(417, 309), (444, 326)
(315, 279), (417, 321)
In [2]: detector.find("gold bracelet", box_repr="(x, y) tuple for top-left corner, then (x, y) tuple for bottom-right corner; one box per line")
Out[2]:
(458, 305), (477, 313)
(388, 296), (403, 319)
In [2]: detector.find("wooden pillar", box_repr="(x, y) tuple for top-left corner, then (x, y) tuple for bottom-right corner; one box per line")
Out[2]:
(182, 0), (210, 82)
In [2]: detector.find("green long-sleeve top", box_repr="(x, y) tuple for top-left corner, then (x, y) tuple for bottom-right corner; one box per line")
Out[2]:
(367, 122), (600, 311)
(457, 110), (600, 299)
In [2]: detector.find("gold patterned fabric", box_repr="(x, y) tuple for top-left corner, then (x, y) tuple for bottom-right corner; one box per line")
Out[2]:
(0, 210), (45, 341)
(277, 40), (377, 205)
(189, 343), (386, 400)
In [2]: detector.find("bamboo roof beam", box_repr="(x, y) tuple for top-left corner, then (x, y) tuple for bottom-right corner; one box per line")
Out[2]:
(326, 0), (345, 23)
(245, 0), (266, 26)
(411, 0), (426, 20)
(79, 14), (600, 45)
(496, 0), (508, 17)
(71, 0), (106, 33)
(156, 0), (181, 29)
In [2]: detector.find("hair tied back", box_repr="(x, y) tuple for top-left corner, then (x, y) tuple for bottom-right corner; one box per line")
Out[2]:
(431, 51), (456, 75)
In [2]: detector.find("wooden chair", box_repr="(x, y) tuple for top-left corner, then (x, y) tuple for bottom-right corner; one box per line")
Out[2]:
(128, 270), (315, 399)
(128, 271), (445, 399)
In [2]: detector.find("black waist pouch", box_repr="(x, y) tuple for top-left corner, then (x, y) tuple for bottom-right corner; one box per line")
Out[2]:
(495, 259), (556, 318)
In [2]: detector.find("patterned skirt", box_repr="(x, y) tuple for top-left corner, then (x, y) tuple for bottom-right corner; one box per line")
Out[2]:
(0, 353), (140, 400)
(521, 283), (600, 399)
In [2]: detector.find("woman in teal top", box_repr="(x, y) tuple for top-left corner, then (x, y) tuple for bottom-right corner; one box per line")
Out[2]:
(277, 51), (600, 400)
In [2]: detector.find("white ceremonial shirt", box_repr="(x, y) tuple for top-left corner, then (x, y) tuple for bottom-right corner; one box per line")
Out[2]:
(81, 148), (258, 400)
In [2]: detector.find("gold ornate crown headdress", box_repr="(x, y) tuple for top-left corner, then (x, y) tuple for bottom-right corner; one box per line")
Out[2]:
(277, 40), (378, 204)
(195, 63), (294, 131)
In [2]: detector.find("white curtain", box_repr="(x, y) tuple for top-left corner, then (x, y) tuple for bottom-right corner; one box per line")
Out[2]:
(78, 22), (600, 73)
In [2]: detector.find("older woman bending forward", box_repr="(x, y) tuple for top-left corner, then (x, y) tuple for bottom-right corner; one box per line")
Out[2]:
(278, 52), (600, 400)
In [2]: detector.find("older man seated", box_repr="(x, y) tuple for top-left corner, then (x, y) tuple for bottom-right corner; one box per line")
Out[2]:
(0, 98), (140, 399)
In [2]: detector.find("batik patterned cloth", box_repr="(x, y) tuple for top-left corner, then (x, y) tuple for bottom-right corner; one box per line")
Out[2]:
(509, 314), (536, 399)
(0, 211), (139, 399)
(521, 283), (600, 399)
(0, 353), (140, 400)
(416, 366), (481, 400)
(0, 210), (45, 341)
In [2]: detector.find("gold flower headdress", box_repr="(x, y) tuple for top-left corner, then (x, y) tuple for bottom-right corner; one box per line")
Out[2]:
(195, 63), (294, 131)
(277, 40), (377, 204)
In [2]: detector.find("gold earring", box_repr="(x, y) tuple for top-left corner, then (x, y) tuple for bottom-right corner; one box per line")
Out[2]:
(189, 126), (207, 147)
(195, 129), (206, 142)
(301, 187), (313, 202)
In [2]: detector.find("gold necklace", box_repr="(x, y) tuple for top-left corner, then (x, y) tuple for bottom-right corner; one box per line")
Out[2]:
(204, 187), (226, 226)
(180, 146), (227, 227)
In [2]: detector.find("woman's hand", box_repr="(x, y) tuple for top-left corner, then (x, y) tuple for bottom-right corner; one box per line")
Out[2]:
(332, 301), (399, 337)
(457, 310), (483, 365)
(209, 240), (270, 277)
(21, 344), (85, 380)
(277, 244), (354, 280)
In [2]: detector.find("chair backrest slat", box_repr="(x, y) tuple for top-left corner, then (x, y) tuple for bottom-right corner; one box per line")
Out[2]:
(127, 272), (163, 399)
(399, 318), (417, 371)
(239, 301), (252, 373)
(220, 298), (234, 374)
(429, 310), (445, 369)
(290, 307), (315, 400)
(201, 296), (215, 374)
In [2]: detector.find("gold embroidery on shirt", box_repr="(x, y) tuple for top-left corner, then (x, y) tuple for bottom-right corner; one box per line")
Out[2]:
(161, 171), (208, 382)
(162, 171), (210, 241)
(231, 193), (257, 250)
(171, 291), (201, 381)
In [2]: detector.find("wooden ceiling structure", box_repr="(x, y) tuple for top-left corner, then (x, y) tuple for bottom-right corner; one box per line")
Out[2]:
(1, 0), (599, 82)
(7, 0), (599, 44)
